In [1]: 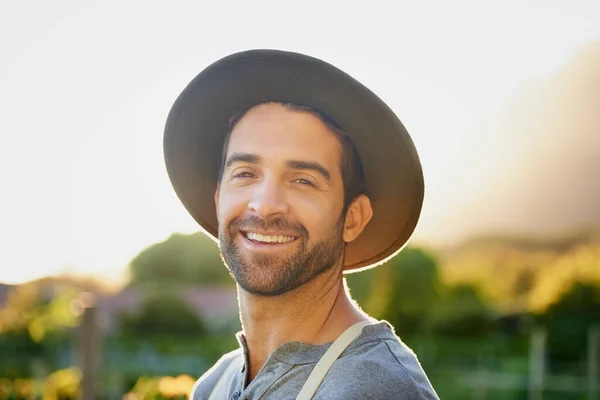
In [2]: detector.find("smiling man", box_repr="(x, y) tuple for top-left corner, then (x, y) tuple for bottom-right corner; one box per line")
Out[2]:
(164, 50), (438, 399)
(218, 103), (367, 299)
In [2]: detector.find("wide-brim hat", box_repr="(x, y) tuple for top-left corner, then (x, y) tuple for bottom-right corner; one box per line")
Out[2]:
(163, 49), (424, 273)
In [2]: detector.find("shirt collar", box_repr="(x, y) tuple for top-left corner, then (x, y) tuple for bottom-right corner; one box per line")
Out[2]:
(235, 320), (396, 366)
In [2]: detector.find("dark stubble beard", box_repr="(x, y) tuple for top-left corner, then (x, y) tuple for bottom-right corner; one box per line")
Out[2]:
(219, 213), (345, 296)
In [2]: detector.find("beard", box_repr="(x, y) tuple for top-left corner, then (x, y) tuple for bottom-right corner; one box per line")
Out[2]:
(219, 213), (345, 296)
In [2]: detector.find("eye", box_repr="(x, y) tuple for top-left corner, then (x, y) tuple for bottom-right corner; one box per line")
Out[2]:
(293, 178), (316, 187)
(233, 171), (255, 179)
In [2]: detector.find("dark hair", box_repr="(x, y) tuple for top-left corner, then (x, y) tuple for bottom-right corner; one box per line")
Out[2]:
(218, 102), (366, 211)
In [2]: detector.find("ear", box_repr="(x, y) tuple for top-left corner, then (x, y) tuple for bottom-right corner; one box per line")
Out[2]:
(343, 194), (373, 243)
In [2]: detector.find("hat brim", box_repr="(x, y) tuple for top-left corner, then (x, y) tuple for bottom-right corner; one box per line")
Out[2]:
(163, 49), (424, 272)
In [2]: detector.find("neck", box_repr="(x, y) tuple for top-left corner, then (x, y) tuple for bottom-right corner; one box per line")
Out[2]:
(237, 266), (366, 382)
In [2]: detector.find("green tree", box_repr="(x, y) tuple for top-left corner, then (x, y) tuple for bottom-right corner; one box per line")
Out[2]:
(118, 292), (206, 338)
(378, 248), (443, 337)
(539, 281), (600, 361)
(129, 232), (232, 285)
(345, 267), (380, 313)
(430, 284), (496, 337)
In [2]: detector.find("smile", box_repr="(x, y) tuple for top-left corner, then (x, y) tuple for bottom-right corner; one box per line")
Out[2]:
(244, 232), (297, 244)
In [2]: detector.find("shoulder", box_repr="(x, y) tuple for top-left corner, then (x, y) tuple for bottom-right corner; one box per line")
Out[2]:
(189, 348), (242, 400)
(318, 323), (439, 399)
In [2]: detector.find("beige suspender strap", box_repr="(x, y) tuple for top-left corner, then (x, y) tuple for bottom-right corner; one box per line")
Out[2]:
(208, 357), (241, 400)
(296, 320), (371, 400)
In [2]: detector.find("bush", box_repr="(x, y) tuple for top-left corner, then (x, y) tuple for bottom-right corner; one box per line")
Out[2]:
(0, 367), (80, 400)
(538, 281), (600, 361)
(124, 375), (196, 400)
(430, 284), (497, 337)
(43, 368), (81, 400)
(118, 292), (206, 338)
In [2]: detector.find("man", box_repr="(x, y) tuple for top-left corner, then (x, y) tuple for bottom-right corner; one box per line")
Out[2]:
(164, 50), (438, 399)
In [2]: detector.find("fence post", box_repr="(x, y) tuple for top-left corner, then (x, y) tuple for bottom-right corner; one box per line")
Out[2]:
(529, 326), (546, 400)
(589, 325), (600, 400)
(78, 293), (101, 400)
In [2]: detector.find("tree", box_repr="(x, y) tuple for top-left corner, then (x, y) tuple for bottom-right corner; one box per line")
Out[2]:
(430, 284), (496, 337)
(118, 292), (206, 338)
(378, 248), (443, 337)
(345, 266), (380, 313)
(129, 233), (232, 285)
(538, 281), (600, 361)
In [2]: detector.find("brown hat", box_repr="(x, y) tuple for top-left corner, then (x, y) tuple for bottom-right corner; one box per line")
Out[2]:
(163, 49), (424, 272)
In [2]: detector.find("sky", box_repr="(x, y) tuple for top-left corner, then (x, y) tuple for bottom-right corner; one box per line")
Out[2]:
(1, 0), (599, 285)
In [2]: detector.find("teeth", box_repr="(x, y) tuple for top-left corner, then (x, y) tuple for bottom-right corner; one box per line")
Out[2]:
(245, 232), (295, 243)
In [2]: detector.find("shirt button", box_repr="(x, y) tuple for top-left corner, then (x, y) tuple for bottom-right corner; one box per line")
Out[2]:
(230, 391), (240, 400)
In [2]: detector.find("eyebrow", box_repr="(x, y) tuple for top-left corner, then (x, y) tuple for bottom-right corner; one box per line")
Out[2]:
(225, 152), (331, 181)
(286, 160), (331, 181)
(225, 152), (260, 168)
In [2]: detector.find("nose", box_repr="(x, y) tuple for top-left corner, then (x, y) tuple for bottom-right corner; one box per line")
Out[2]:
(248, 176), (289, 218)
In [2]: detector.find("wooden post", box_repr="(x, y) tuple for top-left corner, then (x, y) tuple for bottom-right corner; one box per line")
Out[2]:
(529, 326), (546, 400)
(589, 326), (600, 400)
(78, 293), (101, 400)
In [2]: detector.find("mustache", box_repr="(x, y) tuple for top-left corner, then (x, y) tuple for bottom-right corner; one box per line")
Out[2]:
(228, 215), (308, 238)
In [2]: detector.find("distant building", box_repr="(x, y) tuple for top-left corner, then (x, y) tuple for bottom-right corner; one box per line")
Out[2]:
(95, 284), (239, 333)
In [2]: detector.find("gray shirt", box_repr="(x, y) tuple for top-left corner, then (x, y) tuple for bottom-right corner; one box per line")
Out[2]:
(191, 321), (439, 399)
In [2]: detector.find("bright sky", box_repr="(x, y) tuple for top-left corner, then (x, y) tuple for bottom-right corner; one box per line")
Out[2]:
(1, 0), (599, 285)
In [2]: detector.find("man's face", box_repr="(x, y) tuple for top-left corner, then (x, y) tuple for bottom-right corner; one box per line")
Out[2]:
(215, 103), (347, 296)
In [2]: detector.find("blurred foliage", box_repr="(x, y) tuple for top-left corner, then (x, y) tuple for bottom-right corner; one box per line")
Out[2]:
(124, 374), (195, 400)
(538, 280), (600, 361)
(43, 368), (81, 400)
(0, 283), (79, 343)
(129, 233), (232, 285)
(118, 292), (207, 338)
(0, 367), (80, 400)
(345, 266), (378, 309)
(376, 248), (443, 337)
(2, 234), (599, 399)
(348, 247), (497, 339)
(0, 369), (194, 400)
(347, 238), (600, 344)
(529, 241), (600, 311)
(437, 233), (600, 313)
(429, 284), (497, 337)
